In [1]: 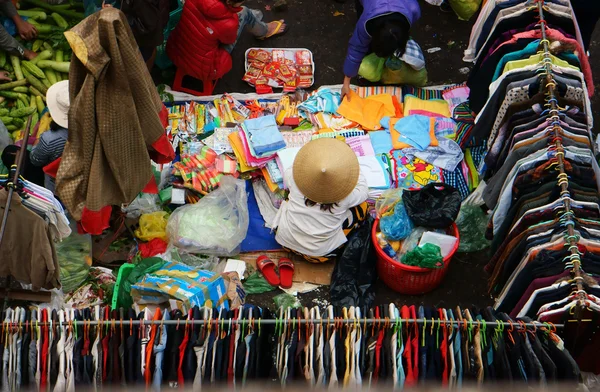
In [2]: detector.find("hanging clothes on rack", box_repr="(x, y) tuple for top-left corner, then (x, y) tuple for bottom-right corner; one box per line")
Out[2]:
(0, 305), (581, 390)
(463, 0), (600, 373)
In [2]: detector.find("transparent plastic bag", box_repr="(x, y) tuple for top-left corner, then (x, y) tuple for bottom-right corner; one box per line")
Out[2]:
(456, 204), (491, 252)
(358, 53), (385, 82)
(178, 252), (220, 270)
(135, 211), (169, 242)
(398, 227), (428, 258)
(122, 193), (162, 219)
(400, 243), (444, 269)
(375, 189), (403, 217)
(167, 177), (249, 256)
(380, 200), (413, 241)
(57, 233), (92, 293)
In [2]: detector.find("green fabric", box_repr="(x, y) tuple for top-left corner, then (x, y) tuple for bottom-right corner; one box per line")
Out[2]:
(503, 53), (579, 75)
(116, 257), (167, 309)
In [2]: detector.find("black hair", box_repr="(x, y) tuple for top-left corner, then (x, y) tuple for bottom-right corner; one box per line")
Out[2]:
(368, 13), (410, 58)
(305, 198), (338, 213)
(50, 121), (62, 131)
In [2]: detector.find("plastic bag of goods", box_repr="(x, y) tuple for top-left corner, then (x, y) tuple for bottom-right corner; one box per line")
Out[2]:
(57, 233), (92, 293)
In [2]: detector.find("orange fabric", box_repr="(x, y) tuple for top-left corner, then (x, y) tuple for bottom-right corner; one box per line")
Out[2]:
(337, 90), (385, 130)
(364, 94), (396, 118)
(145, 308), (163, 386)
(389, 117), (438, 150)
(391, 96), (403, 117)
(261, 167), (280, 192)
(228, 131), (253, 172)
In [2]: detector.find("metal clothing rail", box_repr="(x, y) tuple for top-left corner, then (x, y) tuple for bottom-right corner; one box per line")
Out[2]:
(0, 319), (564, 329)
(537, 0), (587, 313)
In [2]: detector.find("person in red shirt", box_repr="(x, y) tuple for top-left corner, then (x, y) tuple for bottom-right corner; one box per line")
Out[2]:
(167, 0), (286, 83)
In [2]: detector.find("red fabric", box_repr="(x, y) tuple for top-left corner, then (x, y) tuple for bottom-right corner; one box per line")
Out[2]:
(139, 238), (169, 258)
(401, 305), (419, 386)
(178, 310), (191, 386)
(102, 335), (109, 381)
(146, 309), (163, 386)
(142, 176), (159, 194)
(40, 309), (49, 390)
(78, 206), (112, 235)
(166, 0), (240, 81)
(149, 132), (175, 165)
(159, 104), (169, 128)
(43, 157), (61, 178)
(438, 309), (449, 386)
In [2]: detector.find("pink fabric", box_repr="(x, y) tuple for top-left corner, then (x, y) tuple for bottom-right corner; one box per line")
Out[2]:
(239, 129), (276, 168)
(492, 27), (594, 96)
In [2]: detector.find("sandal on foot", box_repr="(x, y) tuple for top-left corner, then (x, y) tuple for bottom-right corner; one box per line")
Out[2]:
(257, 255), (280, 287)
(278, 258), (294, 289)
(258, 20), (287, 40)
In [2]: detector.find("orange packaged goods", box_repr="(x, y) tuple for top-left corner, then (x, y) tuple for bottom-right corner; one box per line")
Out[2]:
(295, 50), (311, 65)
(262, 62), (280, 78)
(247, 49), (271, 63)
(297, 65), (313, 76)
(298, 74), (313, 88)
(243, 67), (262, 84)
(278, 64), (297, 83)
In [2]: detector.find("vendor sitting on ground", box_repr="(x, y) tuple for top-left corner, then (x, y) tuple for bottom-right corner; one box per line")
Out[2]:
(166, 0), (286, 85)
(30, 80), (69, 193)
(341, 0), (421, 99)
(273, 138), (369, 263)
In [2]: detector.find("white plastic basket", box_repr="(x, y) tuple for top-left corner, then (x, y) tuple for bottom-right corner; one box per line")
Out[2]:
(243, 47), (315, 88)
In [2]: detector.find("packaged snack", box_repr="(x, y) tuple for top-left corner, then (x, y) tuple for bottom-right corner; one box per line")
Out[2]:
(262, 62), (280, 78)
(249, 60), (266, 70)
(295, 50), (311, 65)
(278, 64), (297, 83)
(272, 49), (286, 62)
(297, 65), (313, 76)
(298, 74), (313, 87)
(248, 49), (271, 63)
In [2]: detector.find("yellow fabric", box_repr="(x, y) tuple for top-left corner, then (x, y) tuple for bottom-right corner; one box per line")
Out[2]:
(403, 95), (451, 118)
(337, 90), (385, 130)
(389, 117), (438, 150)
(502, 53), (579, 75)
(364, 94), (397, 117)
(228, 131), (254, 173)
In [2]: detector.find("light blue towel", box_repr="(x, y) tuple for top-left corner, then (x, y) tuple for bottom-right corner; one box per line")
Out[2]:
(243, 115), (286, 156)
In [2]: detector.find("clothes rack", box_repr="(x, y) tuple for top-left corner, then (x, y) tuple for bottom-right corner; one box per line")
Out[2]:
(0, 114), (52, 308)
(537, 0), (587, 315)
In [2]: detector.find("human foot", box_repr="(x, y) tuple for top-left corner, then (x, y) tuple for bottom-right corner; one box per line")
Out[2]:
(259, 20), (287, 40)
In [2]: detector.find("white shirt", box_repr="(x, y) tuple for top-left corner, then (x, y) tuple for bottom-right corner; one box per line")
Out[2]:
(273, 168), (369, 257)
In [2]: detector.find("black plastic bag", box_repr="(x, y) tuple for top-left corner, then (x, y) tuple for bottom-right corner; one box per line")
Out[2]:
(403, 183), (461, 228)
(330, 216), (377, 308)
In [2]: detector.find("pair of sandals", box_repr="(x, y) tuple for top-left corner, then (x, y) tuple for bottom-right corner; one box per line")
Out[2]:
(257, 255), (294, 289)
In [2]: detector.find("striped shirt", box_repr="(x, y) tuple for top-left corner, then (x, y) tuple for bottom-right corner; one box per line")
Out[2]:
(30, 128), (68, 167)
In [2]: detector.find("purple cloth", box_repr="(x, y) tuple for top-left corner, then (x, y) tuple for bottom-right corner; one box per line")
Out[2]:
(343, 0), (421, 78)
(509, 271), (571, 318)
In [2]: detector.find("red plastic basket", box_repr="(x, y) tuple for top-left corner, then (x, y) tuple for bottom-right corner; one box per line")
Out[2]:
(372, 219), (460, 295)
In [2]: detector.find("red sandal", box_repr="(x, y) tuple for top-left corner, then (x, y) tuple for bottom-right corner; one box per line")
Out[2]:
(257, 255), (280, 287)
(278, 258), (294, 289)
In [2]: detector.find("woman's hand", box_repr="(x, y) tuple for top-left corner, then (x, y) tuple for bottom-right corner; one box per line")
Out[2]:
(341, 76), (352, 101)
(15, 19), (37, 41)
(0, 71), (11, 82)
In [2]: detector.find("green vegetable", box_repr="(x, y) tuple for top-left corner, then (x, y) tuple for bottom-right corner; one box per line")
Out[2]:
(50, 13), (68, 29)
(16, 100), (25, 110)
(18, 94), (30, 107)
(63, 52), (70, 62)
(0, 52), (6, 69)
(31, 50), (53, 65)
(21, 61), (46, 79)
(29, 20), (65, 34)
(3, 63), (13, 73)
(10, 106), (36, 118)
(17, 10), (47, 20)
(6, 125), (17, 131)
(12, 87), (29, 93)
(43, 42), (52, 51)
(44, 68), (57, 85)
(20, 0), (85, 19)
(10, 56), (23, 80)
(32, 40), (43, 52)
(55, 50), (63, 63)
(12, 118), (24, 128)
(29, 86), (46, 100)
(29, 95), (36, 108)
(0, 91), (21, 100)
(22, 69), (48, 94)
(0, 116), (13, 125)
(35, 96), (44, 115)
(0, 79), (27, 91)
(0, 108), (9, 116)
(30, 112), (38, 132)
(37, 60), (70, 73)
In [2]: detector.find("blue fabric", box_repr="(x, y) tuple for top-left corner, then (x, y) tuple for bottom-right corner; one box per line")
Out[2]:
(344, 0), (421, 78)
(442, 167), (469, 201)
(240, 181), (282, 252)
(243, 115), (286, 156)
(152, 311), (169, 390)
(369, 130), (393, 154)
(390, 115), (431, 151)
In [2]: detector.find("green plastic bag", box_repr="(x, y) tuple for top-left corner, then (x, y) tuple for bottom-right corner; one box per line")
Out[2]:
(401, 243), (444, 268)
(456, 205), (491, 252)
(358, 53), (385, 82)
(449, 0), (482, 21)
(381, 63), (428, 86)
(57, 233), (92, 293)
(243, 272), (277, 295)
(273, 293), (301, 309)
(113, 257), (166, 309)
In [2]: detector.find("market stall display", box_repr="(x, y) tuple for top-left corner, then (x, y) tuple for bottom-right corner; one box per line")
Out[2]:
(243, 48), (314, 93)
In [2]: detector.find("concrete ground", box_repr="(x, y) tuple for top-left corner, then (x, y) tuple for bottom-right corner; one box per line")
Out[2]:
(165, 0), (600, 310)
